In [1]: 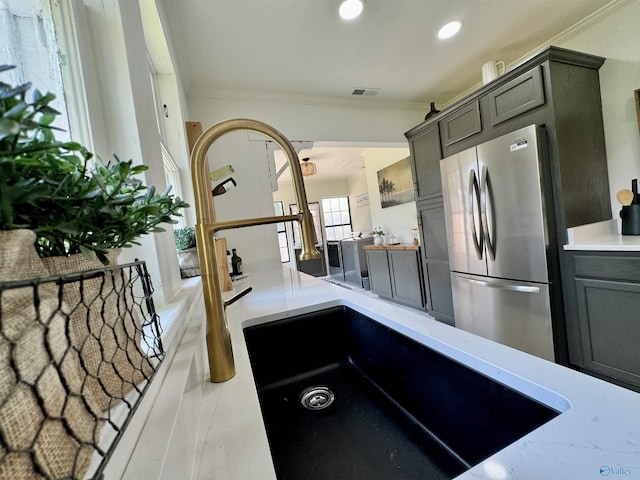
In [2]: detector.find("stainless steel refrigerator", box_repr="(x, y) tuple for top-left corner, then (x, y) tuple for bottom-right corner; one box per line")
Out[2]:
(440, 124), (555, 361)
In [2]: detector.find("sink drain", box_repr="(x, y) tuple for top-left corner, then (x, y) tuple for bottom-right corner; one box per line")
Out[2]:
(300, 386), (335, 410)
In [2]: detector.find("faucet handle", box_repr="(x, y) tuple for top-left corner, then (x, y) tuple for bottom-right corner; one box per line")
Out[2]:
(223, 286), (253, 309)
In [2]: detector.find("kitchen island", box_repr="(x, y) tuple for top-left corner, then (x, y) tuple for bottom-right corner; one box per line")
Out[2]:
(114, 260), (640, 480)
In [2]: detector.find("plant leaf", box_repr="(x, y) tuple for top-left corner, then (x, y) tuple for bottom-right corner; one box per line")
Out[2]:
(4, 101), (28, 118)
(0, 118), (20, 140)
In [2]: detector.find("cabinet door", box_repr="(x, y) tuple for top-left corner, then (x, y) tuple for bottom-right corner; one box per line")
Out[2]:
(365, 250), (393, 299)
(408, 123), (443, 202)
(575, 278), (640, 387)
(389, 250), (424, 309)
(425, 262), (454, 325)
(440, 101), (481, 147)
(487, 66), (545, 126)
(341, 241), (357, 285)
(418, 203), (449, 262)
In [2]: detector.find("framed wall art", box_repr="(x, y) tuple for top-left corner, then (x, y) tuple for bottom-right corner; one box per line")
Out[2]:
(356, 193), (369, 207)
(376, 157), (414, 209)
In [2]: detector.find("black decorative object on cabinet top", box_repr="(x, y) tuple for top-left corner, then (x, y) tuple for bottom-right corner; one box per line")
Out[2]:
(424, 101), (441, 121)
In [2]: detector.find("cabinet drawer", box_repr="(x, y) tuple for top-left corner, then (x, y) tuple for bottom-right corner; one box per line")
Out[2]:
(574, 254), (640, 282)
(488, 66), (545, 126)
(440, 101), (481, 146)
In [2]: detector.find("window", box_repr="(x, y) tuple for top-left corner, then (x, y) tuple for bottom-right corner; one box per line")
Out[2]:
(147, 54), (186, 229)
(289, 202), (322, 247)
(162, 144), (185, 228)
(274, 201), (290, 263)
(1, 0), (70, 139)
(322, 197), (352, 240)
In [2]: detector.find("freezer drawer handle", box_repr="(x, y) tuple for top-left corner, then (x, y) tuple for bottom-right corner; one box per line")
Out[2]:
(459, 275), (541, 293)
(468, 169), (484, 260)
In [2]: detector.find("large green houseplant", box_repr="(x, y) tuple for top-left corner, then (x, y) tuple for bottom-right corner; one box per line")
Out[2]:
(0, 64), (188, 264)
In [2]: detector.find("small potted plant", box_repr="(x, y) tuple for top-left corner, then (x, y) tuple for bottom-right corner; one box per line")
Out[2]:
(371, 226), (385, 245)
(174, 225), (201, 277)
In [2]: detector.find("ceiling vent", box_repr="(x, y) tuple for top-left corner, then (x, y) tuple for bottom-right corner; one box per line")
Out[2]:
(352, 87), (379, 96)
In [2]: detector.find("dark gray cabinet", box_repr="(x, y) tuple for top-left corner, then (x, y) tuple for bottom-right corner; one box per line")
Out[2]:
(406, 46), (613, 363)
(406, 119), (454, 325)
(417, 203), (454, 324)
(341, 237), (373, 288)
(408, 123), (442, 202)
(366, 249), (393, 299)
(566, 251), (640, 391)
(388, 250), (424, 309)
(365, 247), (424, 310)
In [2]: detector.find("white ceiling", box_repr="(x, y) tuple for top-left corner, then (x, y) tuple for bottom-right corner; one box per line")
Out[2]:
(164, 0), (614, 180)
(273, 145), (383, 183)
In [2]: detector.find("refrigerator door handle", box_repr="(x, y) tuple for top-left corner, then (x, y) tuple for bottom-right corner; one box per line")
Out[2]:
(468, 169), (484, 260)
(480, 165), (496, 261)
(456, 274), (541, 293)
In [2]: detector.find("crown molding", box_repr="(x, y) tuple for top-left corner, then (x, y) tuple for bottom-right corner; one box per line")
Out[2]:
(188, 86), (426, 111)
(444, 0), (634, 108)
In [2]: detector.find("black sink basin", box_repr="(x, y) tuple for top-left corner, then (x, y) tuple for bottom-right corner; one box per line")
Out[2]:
(244, 306), (561, 480)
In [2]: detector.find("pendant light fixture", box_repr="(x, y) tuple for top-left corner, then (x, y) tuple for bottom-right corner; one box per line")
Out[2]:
(300, 157), (317, 177)
(339, 0), (365, 20)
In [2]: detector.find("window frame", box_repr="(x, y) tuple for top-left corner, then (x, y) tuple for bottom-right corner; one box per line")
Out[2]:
(321, 196), (353, 241)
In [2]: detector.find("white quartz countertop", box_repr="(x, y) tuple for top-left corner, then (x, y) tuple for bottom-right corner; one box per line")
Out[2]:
(125, 261), (640, 480)
(565, 219), (640, 251)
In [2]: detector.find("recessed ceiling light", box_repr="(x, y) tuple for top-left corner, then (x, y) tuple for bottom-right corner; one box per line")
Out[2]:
(339, 0), (365, 20)
(437, 19), (463, 40)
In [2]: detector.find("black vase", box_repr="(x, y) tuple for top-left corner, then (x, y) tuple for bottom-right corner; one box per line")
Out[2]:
(620, 204), (640, 235)
(424, 101), (440, 121)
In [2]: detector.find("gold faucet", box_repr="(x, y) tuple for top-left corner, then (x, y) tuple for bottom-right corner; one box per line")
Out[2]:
(190, 118), (320, 382)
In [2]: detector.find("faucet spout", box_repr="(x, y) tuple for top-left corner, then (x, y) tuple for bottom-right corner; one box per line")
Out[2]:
(191, 118), (320, 382)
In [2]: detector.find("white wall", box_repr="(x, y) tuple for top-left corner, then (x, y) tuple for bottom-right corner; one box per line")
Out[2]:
(556, 0), (640, 217)
(363, 148), (415, 244)
(347, 170), (372, 235)
(273, 176), (351, 267)
(273, 178), (350, 212)
(186, 96), (422, 267)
